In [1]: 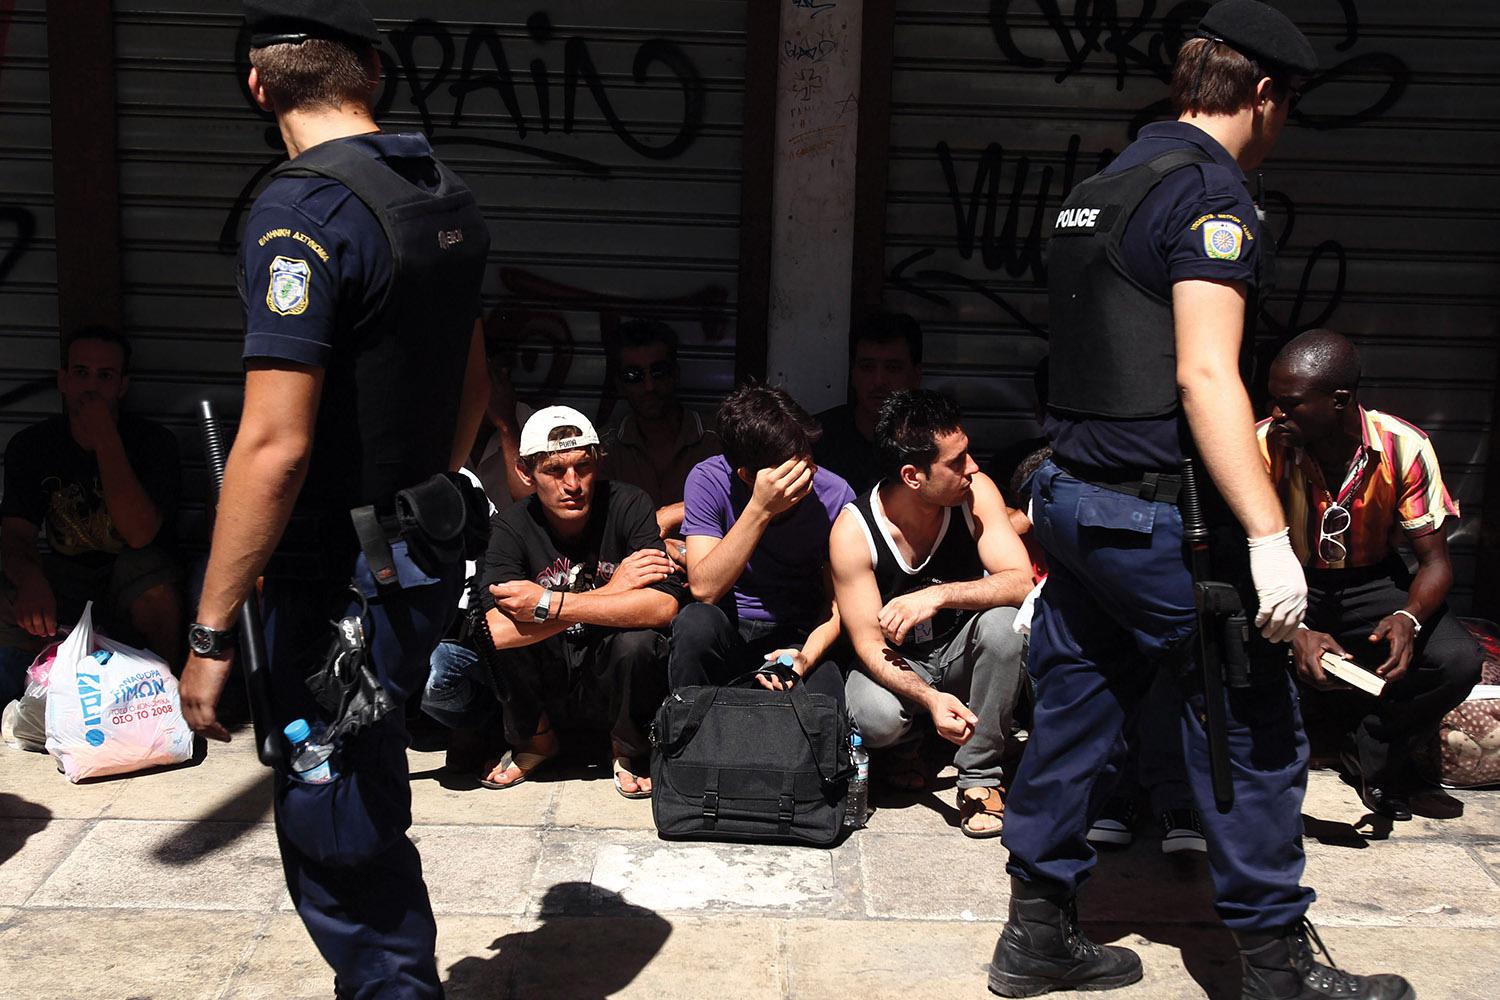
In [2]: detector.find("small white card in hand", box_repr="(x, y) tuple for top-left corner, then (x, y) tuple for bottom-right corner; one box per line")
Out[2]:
(1319, 652), (1386, 696)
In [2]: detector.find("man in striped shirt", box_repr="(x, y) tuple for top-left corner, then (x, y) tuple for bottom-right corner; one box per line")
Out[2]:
(1259, 329), (1481, 820)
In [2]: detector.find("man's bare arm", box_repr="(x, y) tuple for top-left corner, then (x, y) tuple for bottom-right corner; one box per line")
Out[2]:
(1, 516), (56, 637)
(685, 458), (812, 603)
(655, 501), (685, 538)
(829, 511), (940, 708)
(923, 474), (1032, 610)
(194, 363), (324, 629)
(486, 590), (678, 650)
(1174, 279), (1286, 538)
(90, 419), (164, 547)
(450, 319), (490, 472)
(0, 517), (44, 591)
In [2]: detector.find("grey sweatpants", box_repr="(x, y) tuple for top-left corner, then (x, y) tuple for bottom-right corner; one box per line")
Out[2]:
(844, 605), (1026, 789)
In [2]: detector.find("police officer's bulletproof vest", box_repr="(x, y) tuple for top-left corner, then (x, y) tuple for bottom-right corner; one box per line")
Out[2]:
(266, 138), (490, 516)
(1046, 148), (1266, 420)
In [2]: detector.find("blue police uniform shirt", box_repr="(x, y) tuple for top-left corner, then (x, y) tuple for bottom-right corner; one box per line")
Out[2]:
(240, 133), (441, 368)
(1046, 121), (1262, 471)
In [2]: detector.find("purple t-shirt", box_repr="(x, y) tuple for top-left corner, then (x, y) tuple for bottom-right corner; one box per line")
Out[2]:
(681, 455), (855, 629)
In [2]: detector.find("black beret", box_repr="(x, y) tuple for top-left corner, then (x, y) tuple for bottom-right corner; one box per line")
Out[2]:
(1196, 0), (1318, 77)
(243, 0), (381, 49)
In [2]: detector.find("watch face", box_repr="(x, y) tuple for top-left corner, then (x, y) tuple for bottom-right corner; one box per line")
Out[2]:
(188, 625), (214, 655)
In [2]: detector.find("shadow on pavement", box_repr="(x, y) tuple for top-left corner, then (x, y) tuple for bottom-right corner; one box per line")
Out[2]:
(150, 768), (273, 865)
(444, 882), (672, 1000)
(1084, 845), (1236, 997)
(0, 792), (52, 866)
(1091, 920), (1241, 1000)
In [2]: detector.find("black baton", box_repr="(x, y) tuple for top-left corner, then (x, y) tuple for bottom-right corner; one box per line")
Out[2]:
(198, 400), (285, 769)
(1180, 459), (1242, 813)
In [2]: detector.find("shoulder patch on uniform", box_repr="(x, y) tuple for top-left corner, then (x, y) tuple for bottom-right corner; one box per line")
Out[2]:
(266, 256), (312, 316)
(1200, 219), (1245, 261)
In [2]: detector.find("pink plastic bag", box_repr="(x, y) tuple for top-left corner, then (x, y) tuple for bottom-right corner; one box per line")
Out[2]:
(44, 603), (194, 781)
(3, 638), (64, 752)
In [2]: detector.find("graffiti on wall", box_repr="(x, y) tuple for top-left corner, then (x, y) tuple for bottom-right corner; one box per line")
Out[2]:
(217, 12), (707, 250)
(892, 0), (1410, 357)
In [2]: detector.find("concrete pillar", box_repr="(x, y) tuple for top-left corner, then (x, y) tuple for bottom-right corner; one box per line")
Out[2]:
(764, 0), (863, 412)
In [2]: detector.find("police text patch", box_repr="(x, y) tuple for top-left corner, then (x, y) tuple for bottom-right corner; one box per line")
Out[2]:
(1055, 207), (1101, 230)
(267, 256), (312, 316)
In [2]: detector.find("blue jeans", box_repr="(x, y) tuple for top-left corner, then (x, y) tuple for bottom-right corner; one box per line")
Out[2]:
(1001, 460), (1313, 932)
(421, 640), (495, 731)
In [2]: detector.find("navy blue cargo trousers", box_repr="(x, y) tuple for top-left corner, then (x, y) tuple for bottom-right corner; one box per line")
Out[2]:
(1001, 460), (1314, 931)
(262, 540), (462, 999)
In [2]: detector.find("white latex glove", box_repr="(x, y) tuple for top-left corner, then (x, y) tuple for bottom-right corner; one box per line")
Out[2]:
(1247, 528), (1307, 642)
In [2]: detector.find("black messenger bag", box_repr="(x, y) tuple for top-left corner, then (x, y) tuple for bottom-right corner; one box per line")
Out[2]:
(650, 669), (851, 846)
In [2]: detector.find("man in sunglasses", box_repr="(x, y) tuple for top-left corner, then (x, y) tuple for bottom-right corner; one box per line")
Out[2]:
(1261, 329), (1481, 821)
(601, 320), (722, 550)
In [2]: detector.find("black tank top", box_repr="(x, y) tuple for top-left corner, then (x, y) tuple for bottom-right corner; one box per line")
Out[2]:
(848, 485), (985, 661)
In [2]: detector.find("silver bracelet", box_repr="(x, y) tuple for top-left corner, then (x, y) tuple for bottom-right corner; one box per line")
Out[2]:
(1392, 609), (1422, 634)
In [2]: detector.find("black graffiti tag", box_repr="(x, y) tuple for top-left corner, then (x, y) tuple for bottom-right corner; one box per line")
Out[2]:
(219, 12), (705, 251)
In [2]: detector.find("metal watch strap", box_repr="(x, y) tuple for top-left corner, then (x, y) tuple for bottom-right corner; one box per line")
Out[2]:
(532, 588), (553, 622)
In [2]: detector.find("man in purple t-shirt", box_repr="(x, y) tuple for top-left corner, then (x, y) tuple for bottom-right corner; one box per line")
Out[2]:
(674, 384), (854, 703)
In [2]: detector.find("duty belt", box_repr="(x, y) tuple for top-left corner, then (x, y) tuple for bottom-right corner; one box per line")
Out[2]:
(1060, 462), (1184, 505)
(350, 505), (402, 587)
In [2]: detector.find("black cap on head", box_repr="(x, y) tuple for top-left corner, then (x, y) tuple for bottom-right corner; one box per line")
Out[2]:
(243, 0), (381, 49)
(1195, 0), (1318, 77)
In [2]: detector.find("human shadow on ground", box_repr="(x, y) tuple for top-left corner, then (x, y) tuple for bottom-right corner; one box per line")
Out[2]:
(0, 792), (53, 867)
(444, 882), (672, 1000)
(1078, 844), (1237, 998)
(149, 765), (273, 865)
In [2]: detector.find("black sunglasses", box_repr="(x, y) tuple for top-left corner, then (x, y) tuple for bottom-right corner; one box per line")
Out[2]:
(619, 361), (676, 384)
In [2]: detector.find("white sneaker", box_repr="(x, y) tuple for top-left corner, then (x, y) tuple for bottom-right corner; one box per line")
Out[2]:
(1160, 808), (1207, 854)
(1086, 799), (1136, 847)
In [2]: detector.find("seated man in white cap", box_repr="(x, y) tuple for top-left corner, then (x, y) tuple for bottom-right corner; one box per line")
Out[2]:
(426, 406), (687, 796)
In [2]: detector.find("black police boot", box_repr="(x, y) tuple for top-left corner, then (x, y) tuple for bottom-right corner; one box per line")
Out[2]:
(1235, 919), (1415, 1000)
(988, 877), (1142, 997)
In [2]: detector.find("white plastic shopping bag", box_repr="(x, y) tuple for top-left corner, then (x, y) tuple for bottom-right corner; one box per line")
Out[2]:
(44, 603), (194, 781)
(3, 637), (64, 751)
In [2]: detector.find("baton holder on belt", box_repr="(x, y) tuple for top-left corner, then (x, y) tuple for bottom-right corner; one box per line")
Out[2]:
(1180, 459), (1250, 813)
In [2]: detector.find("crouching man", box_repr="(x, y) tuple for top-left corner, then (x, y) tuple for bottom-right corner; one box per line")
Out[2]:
(459, 407), (687, 797)
(831, 390), (1033, 837)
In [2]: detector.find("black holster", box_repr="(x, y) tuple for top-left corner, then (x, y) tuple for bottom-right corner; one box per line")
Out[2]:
(395, 471), (491, 578)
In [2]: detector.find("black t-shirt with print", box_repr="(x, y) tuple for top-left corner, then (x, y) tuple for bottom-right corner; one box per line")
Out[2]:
(480, 479), (687, 641)
(0, 414), (180, 568)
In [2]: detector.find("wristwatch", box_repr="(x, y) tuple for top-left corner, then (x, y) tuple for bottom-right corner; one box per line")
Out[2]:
(531, 589), (554, 623)
(188, 622), (239, 658)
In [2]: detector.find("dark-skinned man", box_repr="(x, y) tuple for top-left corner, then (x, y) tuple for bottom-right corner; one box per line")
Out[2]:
(991, 3), (1411, 999)
(179, 2), (492, 995)
(1261, 329), (1481, 821)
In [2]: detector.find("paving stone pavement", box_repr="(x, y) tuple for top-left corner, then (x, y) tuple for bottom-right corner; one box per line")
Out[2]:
(1, 733), (1497, 999)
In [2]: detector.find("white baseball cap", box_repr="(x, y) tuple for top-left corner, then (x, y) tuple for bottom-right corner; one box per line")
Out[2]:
(519, 405), (600, 458)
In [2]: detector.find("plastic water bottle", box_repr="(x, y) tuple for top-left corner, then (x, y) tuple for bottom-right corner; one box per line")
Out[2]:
(284, 719), (336, 784)
(845, 730), (870, 829)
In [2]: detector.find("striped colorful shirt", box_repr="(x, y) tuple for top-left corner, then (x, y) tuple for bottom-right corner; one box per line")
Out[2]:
(1256, 407), (1459, 570)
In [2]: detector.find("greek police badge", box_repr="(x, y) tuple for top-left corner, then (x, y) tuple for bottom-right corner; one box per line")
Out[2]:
(1202, 220), (1244, 261)
(267, 255), (311, 316)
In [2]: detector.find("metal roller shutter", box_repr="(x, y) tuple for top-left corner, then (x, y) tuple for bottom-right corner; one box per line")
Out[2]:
(0, 1), (60, 460)
(110, 0), (748, 546)
(880, 0), (1500, 610)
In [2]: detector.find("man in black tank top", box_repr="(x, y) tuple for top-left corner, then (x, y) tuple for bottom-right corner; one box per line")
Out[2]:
(829, 391), (1034, 838)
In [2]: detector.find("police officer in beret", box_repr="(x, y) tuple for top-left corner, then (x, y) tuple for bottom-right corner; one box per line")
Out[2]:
(989, 3), (1412, 998)
(180, 2), (490, 996)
